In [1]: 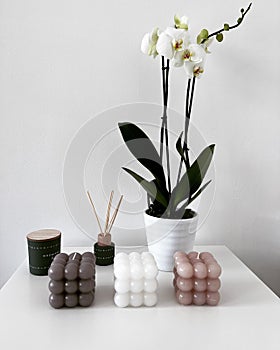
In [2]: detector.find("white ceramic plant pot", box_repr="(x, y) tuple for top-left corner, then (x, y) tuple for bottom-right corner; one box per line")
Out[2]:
(144, 211), (198, 271)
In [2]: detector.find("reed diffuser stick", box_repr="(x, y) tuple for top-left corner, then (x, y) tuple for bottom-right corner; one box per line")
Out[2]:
(108, 195), (124, 233)
(104, 190), (114, 234)
(86, 190), (103, 233)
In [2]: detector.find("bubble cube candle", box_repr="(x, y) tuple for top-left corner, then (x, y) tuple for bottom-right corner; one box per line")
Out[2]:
(173, 251), (222, 306)
(48, 252), (96, 309)
(113, 252), (159, 307)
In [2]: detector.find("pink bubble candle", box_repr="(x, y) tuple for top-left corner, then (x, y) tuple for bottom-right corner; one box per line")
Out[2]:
(173, 251), (221, 306)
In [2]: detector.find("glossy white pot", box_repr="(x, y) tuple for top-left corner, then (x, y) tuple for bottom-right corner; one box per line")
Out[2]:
(144, 211), (198, 271)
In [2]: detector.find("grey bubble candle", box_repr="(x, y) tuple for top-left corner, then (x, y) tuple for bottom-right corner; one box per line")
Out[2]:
(48, 252), (96, 309)
(113, 252), (159, 307)
(173, 251), (221, 306)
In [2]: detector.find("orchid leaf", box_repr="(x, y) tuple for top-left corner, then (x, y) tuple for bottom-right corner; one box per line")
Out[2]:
(176, 132), (189, 169)
(187, 144), (215, 196)
(171, 144), (215, 210)
(188, 180), (212, 205)
(118, 122), (167, 193)
(175, 132), (184, 158)
(122, 167), (168, 208)
(175, 180), (212, 218)
(170, 171), (190, 211)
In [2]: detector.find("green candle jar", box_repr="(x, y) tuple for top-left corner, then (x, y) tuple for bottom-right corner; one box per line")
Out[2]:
(26, 229), (61, 275)
(94, 242), (115, 266)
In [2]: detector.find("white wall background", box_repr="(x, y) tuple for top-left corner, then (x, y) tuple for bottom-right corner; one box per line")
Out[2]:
(1, 0), (279, 295)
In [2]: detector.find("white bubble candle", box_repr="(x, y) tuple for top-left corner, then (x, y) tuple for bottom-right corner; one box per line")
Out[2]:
(173, 251), (222, 306)
(114, 252), (159, 307)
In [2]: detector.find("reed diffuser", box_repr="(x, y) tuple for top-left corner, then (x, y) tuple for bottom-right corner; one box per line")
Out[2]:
(87, 190), (123, 266)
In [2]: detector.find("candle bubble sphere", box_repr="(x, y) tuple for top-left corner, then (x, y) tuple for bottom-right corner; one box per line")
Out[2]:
(176, 277), (193, 292)
(144, 263), (158, 279)
(48, 263), (64, 281)
(144, 292), (157, 307)
(115, 278), (130, 294)
(49, 293), (64, 309)
(130, 293), (144, 307)
(114, 264), (130, 280)
(207, 263), (222, 279)
(130, 279), (144, 293)
(176, 290), (193, 305)
(65, 263), (79, 281)
(193, 291), (206, 306)
(193, 262), (207, 279)
(144, 279), (158, 293)
(177, 262), (193, 279)
(130, 262), (144, 280)
(65, 293), (78, 308)
(114, 292), (130, 308)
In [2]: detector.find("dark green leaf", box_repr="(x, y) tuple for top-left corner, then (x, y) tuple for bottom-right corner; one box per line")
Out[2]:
(171, 144), (215, 210)
(118, 122), (167, 192)
(170, 168), (191, 210)
(175, 180), (212, 217)
(175, 132), (183, 156)
(122, 167), (168, 208)
(224, 23), (230, 31)
(174, 207), (196, 220)
(175, 132), (189, 170)
(188, 180), (212, 205)
(187, 144), (215, 196)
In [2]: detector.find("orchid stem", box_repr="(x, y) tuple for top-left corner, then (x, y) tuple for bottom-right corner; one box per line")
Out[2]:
(203, 3), (252, 43)
(159, 56), (171, 196)
(176, 77), (196, 185)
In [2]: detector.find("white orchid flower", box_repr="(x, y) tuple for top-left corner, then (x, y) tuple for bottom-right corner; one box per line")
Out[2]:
(185, 60), (205, 78)
(174, 15), (189, 30)
(173, 43), (205, 67)
(184, 45), (206, 77)
(202, 37), (214, 54)
(141, 27), (159, 58)
(156, 27), (190, 59)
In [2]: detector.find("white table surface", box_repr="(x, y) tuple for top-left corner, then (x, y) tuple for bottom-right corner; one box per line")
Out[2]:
(0, 245), (279, 350)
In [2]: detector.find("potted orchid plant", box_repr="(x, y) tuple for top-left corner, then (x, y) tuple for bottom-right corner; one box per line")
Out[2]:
(118, 4), (252, 270)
